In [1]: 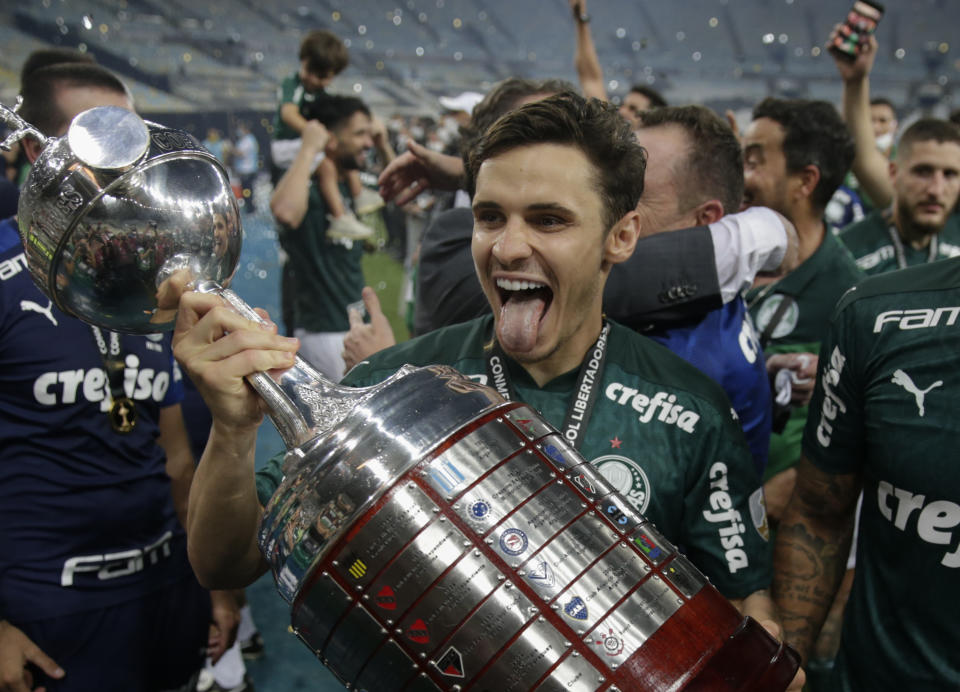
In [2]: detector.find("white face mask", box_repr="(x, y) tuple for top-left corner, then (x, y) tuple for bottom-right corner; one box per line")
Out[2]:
(876, 131), (895, 152)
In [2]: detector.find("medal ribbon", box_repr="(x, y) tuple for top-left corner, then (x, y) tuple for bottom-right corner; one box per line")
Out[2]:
(885, 208), (938, 270)
(90, 326), (137, 433)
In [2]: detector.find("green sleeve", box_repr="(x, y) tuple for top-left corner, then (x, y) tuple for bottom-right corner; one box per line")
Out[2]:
(278, 75), (298, 106)
(255, 450), (286, 507)
(681, 416), (773, 599)
(801, 304), (866, 474)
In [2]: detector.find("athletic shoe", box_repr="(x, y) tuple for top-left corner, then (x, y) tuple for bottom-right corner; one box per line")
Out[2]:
(327, 213), (374, 241)
(354, 187), (385, 215)
(240, 632), (265, 661)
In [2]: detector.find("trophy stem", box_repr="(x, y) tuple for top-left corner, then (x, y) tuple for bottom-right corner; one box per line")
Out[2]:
(194, 280), (359, 450)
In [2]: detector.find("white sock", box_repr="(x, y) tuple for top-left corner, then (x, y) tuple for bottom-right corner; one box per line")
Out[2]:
(237, 604), (257, 642)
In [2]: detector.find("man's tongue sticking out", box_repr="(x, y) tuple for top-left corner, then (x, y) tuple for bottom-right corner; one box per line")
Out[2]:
(498, 290), (547, 353)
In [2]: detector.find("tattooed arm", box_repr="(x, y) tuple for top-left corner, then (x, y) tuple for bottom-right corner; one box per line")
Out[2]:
(772, 456), (861, 663)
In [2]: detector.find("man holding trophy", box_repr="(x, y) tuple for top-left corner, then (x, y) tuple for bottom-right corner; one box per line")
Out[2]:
(174, 94), (801, 689)
(0, 67), (802, 686)
(0, 58), (234, 692)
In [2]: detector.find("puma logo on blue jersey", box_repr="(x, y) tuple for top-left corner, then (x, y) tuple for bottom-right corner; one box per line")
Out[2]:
(20, 298), (58, 326)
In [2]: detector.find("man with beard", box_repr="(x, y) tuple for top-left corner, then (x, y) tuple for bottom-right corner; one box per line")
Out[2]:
(269, 95), (377, 380)
(373, 77), (798, 342)
(740, 98), (864, 525)
(840, 119), (960, 275)
(175, 93), (781, 634)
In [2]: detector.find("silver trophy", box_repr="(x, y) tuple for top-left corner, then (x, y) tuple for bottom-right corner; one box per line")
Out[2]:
(2, 103), (799, 690)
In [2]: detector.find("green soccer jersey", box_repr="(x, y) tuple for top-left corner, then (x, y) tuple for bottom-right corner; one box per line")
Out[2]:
(747, 231), (864, 480)
(277, 181), (363, 333)
(272, 73), (326, 142)
(802, 257), (960, 690)
(257, 316), (772, 598)
(840, 209), (960, 276)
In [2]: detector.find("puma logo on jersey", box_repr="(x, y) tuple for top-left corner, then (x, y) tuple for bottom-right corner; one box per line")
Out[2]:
(20, 298), (58, 326)
(891, 369), (942, 417)
(873, 307), (960, 333)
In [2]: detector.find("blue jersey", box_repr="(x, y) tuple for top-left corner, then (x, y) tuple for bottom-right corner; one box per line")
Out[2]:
(0, 217), (190, 623)
(646, 298), (771, 477)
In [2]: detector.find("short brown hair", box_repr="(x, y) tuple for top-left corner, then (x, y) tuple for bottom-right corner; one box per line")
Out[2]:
(19, 62), (128, 136)
(20, 48), (95, 83)
(299, 30), (348, 78)
(638, 105), (743, 215)
(897, 118), (960, 161)
(466, 92), (646, 231)
(752, 98), (853, 212)
(460, 77), (575, 156)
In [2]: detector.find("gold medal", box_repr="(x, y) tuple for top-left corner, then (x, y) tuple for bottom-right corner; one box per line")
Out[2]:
(109, 396), (138, 433)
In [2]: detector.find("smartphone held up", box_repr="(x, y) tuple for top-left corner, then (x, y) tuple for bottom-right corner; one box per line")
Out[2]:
(830, 0), (884, 61)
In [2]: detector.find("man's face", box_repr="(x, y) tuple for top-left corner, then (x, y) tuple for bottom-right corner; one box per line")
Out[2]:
(871, 103), (898, 138)
(299, 61), (334, 92)
(893, 139), (960, 237)
(212, 213), (229, 257)
(633, 124), (695, 234)
(23, 84), (133, 163)
(472, 143), (619, 369)
(330, 111), (374, 170)
(742, 117), (792, 215)
(619, 91), (653, 127)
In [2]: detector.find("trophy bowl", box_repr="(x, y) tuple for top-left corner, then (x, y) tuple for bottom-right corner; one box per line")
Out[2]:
(14, 105), (241, 333)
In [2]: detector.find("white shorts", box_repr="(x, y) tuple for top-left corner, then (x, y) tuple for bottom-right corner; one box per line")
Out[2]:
(271, 139), (325, 172)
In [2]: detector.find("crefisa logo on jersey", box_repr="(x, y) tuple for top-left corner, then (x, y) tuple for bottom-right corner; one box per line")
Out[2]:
(815, 346), (848, 448)
(604, 384), (700, 433)
(593, 454), (651, 514)
(33, 352), (171, 411)
(702, 461), (750, 574)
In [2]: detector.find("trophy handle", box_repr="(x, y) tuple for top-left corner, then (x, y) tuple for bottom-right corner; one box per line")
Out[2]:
(193, 280), (357, 449)
(0, 97), (49, 152)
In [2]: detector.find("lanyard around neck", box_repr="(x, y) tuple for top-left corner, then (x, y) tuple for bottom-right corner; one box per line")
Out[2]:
(485, 321), (611, 451)
(886, 208), (938, 270)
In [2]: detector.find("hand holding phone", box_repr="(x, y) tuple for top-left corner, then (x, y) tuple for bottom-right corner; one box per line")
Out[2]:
(829, 0), (884, 62)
